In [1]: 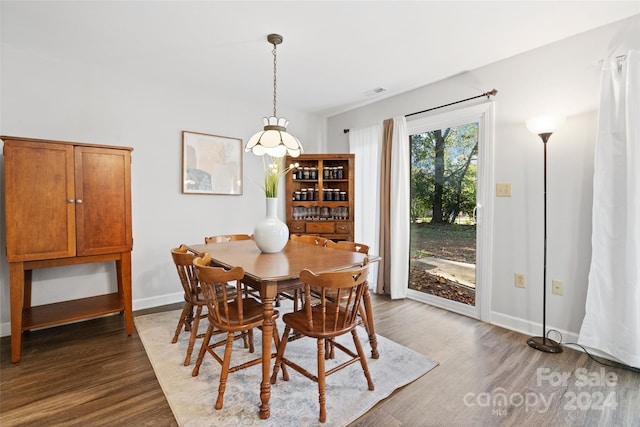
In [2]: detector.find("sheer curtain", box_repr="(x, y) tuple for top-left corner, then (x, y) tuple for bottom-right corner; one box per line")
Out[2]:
(349, 116), (409, 299)
(578, 50), (640, 368)
(349, 123), (382, 290)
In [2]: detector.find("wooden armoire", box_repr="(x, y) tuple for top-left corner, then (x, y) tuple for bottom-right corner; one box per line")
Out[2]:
(2, 136), (133, 363)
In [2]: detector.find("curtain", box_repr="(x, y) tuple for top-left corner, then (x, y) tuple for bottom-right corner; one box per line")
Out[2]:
(578, 50), (640, 368)
(389, 116), (410, 298)
(378, 119), (392, 294)
(378, 117), (410, 299)
(349, 123), (382, 290)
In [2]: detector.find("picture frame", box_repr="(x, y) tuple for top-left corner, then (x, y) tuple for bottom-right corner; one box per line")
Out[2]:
(182, 131), (243, 195)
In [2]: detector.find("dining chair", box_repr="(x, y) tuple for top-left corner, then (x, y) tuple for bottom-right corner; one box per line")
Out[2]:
(282, 235), (329, 311)
(270, 258), (374, 423)
(290, 234), (328, 246)
(191, 253), (287, 410)
(325, 239), (369, 255)
(170, 244), (212, 366)
(204, 233), (253, 244)
(203, 233), (265, 301)
(323, 240), (374, 358)
(171, 245), (250, 366)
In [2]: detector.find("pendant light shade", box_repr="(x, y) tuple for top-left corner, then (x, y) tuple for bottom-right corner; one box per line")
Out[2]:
(246, 116), (302, 157)
(245, 34), (303, 158)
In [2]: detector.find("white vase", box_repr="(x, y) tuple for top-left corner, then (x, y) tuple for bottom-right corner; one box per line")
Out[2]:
(253, 197), (289, 253)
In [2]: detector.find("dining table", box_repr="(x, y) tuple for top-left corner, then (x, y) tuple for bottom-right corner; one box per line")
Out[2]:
(187, 238), (380, 419)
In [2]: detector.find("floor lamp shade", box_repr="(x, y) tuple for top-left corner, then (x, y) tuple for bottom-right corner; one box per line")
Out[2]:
(526, 114), (565, 354)
(526, 115), (565, 135)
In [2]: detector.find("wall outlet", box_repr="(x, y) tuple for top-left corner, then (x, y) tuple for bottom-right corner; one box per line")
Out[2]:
(552, 280), (563, 296)
(514, 273), (526, 288)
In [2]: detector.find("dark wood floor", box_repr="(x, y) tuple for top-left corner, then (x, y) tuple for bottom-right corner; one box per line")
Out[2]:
(1, 295), (638, 426)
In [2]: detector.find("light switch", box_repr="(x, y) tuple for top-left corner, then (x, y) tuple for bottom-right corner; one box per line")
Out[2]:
(496, 182), (512, 197)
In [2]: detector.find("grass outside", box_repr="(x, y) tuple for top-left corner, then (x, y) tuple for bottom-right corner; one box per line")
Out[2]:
(409, 222), (477, 305)
(410, 222), (476, 264)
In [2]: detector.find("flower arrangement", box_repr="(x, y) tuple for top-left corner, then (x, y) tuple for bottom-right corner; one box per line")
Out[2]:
(263, 156), (299, 198)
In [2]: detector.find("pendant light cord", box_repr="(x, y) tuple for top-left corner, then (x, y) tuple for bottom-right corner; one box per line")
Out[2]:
(272, 42), (278, 118)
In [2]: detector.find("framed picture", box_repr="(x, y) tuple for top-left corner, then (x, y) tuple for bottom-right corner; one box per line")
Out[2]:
(182, 131), (243, 195)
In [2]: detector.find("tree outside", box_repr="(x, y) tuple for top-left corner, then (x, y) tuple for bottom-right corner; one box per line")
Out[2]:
(409, 122), (478, 305)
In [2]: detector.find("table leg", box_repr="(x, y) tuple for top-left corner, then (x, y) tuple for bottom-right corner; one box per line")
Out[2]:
(259, 281), (277, 419)
(9, 262), (25, 363)
(362, 286), (379, 359)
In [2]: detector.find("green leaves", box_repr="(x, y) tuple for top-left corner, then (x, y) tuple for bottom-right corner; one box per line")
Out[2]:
(263, 156), (299, 198)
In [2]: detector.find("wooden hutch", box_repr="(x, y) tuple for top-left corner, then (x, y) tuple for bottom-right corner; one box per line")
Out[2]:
(285, 154), (354, 241)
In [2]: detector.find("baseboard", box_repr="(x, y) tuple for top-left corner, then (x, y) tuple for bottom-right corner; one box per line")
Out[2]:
(133, 291), (184, 312)
(490, 310), (580, 345)
(0, 292), (184, 338)
(407, 289), (479, 320)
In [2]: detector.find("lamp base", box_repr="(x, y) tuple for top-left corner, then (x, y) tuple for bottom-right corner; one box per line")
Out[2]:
(527, 336), (563, 353)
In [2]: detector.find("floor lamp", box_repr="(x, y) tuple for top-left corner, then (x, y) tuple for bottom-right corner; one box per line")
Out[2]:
(525, 115), (565, 354)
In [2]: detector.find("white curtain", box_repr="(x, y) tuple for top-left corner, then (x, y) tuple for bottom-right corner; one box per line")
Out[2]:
(578, 50), (640, 368)
(349, 123), (382, 290)
(389, 116), (410, 299)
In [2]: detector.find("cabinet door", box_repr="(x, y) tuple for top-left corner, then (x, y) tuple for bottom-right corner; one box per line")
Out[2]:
(74, 146), (132, 256)
(4, 140), (76, 262)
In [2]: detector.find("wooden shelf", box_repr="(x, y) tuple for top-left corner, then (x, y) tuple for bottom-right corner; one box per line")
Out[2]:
(23, 293), (124, 330)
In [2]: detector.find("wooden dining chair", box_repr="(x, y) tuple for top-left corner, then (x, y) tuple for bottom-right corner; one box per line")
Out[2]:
(171, 245), (250, 366)
(283, 234), (329, 310)
(270, 259), (374, 423)
(170, 244), (212, 366)
(203, 233), (264, 301)
(290, 234), (328, 246)
(323, 240), (375, 359)
(325, 239), (369, 254)
(191, 254), (287, 410)
(204, 234), (253, 244)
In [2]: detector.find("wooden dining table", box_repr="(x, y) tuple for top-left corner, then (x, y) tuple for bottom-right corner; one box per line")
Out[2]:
(187, 238), (380, 419)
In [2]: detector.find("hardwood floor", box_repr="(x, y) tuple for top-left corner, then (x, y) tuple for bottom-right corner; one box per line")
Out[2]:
(1, 296), (638, 426)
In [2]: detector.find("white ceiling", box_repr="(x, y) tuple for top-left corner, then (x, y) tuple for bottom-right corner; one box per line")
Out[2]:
(2, 1), (639, 117)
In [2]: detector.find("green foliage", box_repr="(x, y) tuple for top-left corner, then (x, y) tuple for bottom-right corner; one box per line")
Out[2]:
(263, 156), (299, 198)
(410, 122), (478, 224)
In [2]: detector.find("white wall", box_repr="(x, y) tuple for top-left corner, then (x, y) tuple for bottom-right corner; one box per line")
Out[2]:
(0, 42), (325, 335)
(327, 15), (640, 341)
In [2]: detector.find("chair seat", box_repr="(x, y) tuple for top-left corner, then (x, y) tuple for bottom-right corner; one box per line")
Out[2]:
(282, 306), (355, 339)
(213, 297), (269, 330)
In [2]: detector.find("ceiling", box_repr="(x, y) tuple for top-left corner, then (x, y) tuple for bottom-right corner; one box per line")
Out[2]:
(2, 1), (639, 117)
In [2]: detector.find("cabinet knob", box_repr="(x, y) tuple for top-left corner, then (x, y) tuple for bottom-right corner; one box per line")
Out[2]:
(67, 199), (75, 204)
(76, 199), (83, 204)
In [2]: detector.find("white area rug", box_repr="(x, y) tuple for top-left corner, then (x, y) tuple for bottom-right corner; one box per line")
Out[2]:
(135, 307), (438, 427)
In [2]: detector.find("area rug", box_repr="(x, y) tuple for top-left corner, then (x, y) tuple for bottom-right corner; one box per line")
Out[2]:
(135, 307), (438, 427)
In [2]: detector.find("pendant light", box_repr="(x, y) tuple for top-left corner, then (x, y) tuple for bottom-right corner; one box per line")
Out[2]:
(245, 33), (303, 158)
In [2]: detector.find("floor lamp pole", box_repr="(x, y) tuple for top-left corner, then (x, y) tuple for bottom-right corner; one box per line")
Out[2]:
(527, 131), (563, 353)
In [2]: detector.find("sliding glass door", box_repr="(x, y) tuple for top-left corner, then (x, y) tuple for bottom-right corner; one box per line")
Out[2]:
(406, 103), (494, 321)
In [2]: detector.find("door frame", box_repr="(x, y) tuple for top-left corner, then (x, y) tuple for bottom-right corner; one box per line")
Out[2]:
(406, 102), (494, 322)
